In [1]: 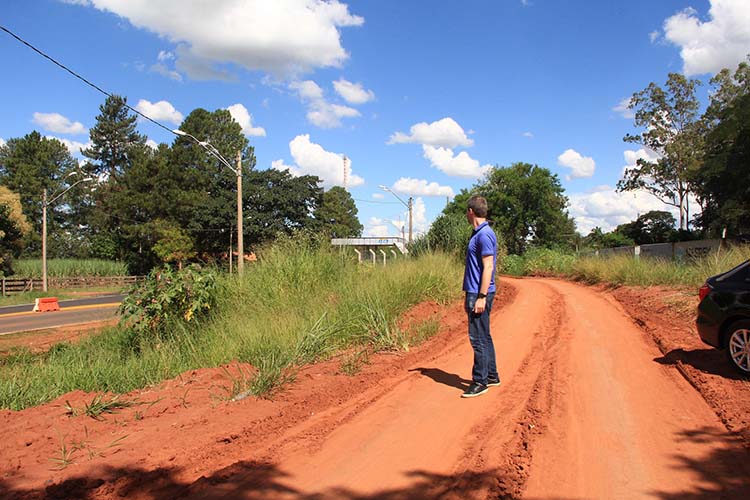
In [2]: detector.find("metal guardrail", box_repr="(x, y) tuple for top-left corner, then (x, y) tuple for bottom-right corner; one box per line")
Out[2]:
(0, 276), (145, 296)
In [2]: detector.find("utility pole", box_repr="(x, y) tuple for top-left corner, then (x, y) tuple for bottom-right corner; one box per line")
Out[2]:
(42, 189), (48, 292)
(236, 150), (244, 275)
(408, 196), (413, 245)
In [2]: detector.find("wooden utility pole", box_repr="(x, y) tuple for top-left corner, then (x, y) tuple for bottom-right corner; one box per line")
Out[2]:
(236, 150), (244, 275)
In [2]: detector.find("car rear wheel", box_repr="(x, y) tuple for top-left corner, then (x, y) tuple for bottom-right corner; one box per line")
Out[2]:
(725, 319), (750, 376)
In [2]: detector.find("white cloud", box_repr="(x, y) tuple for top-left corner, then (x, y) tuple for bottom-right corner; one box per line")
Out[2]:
(365, 217), (390, 237)
(71, 0), (363, 78)
(0, 138), (5, 148)
(622, 147), (661, 175)
(135, 99), (184, 125)
(649, 30), (660, 44)
(60, 0), (91, 5)
(663, 0), (750, 75)
(522, 131), (534, 138)
(388, 117), (474, 148)
(557, 149), (596, 179)
(372, 193), (384, 200)
(568, 186), (698, 234)
(290, 80), (360, 128)
(226, 103), (267, 137)
(272, 134), (364, 188)
(157, 50), (174, 62)
(47, 136), (92, 156)
(613, 97), (635, 119)
(32, 112), (87, 135)
(391, 177), (454, 197)
(150, 63), (183, 82)
(145, 139), (158, 149)
(333, 79), (375, 104)
(423, 145), (491, 179)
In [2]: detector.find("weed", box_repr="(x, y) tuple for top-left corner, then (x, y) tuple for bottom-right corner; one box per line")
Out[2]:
(339, 349), (370, 376)
(407, 316), (441, 345)
(249, 356), (296, 399)
(82, 394), (137, 420)
(48, 432), (76, 470)
(176, 389), (190, 408)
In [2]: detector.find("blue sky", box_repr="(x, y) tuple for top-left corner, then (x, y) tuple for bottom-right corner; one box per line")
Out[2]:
(2, 0), (749, 238)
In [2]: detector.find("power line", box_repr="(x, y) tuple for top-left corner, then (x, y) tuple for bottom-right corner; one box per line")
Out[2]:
(0, 24), (176, 136)
(352, 198), (402, 205)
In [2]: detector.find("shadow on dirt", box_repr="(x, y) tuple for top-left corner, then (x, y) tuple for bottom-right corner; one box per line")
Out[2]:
(409, 367), (471, 391)
(649, 427), (750, 499)
(0, 460), (517, 499)
(653, 348), (745, 380)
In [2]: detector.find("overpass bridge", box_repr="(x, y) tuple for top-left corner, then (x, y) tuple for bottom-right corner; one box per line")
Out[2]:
(331, 237), (408, 264)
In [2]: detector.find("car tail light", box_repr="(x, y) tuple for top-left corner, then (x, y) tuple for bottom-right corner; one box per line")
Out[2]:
(699, 283), (711, 302)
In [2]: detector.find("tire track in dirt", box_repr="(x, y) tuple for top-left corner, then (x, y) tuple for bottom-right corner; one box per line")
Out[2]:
(182, 279), (561, 499)
(441, 281), (570, 499)
(523, 278), (750, 500)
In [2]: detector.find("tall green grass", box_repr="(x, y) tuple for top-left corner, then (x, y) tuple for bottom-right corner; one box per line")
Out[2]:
(502, 245), (750, 288)
(11, 259), (128, 278)
(0, 239), (462, 410)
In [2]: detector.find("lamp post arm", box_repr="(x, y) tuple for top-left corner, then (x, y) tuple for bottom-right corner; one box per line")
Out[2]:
(176, 130), (236, 173)
(47, 177), (95, 206)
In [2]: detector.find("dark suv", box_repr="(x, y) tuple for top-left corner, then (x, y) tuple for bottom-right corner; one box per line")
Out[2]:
(696, 260), (750, 375)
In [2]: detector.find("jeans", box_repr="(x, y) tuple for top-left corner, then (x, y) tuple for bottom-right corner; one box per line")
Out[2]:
(465, 292), (498, 385)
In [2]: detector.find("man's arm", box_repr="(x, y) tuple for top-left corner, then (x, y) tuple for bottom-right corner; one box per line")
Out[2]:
(473, 254), (494, 314)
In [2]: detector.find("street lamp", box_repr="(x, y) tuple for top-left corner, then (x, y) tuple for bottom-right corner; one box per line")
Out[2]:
(378, 185), (413, 245)
(42, 173), (95, 292)
(173, 129), (244, 275)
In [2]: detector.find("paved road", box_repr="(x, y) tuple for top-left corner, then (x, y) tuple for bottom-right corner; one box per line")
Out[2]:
(0, 294), (124, 335)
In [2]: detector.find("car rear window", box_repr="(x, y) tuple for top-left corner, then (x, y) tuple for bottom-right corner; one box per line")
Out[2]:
(717, 260), (750, 283)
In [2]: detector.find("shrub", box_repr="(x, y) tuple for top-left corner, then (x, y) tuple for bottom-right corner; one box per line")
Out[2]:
(118, 264), (219, 343)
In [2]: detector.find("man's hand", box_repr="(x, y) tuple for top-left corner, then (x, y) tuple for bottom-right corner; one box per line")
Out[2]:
(473, 297), (487, 314)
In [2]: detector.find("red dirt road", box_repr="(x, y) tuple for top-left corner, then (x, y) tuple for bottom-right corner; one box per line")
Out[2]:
(1, 278), (749, 499)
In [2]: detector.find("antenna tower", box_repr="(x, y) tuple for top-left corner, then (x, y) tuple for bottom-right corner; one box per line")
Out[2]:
(342, 155), (350, 189)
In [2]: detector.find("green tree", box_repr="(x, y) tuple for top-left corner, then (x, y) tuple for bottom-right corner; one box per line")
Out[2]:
(244, 168), (323, 245)
(313, 186), (363, 237)
(0, 187), (30, 275)
(0, 131), (79, 255)
(618, 73), (705, 230)
(423, 211), (473, 255)
(80, 95), (147, 258)
(583, 227), (634, 249)
(616, 210), (676, 244)
(152, 220), (197, 269)
(82, 95), (145, 181)
(170, 108), (255, 256)
(692, 58), (750, 236)
(459, 163), (574, 254)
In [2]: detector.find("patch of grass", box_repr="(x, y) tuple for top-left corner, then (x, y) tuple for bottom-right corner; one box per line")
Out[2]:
(0, 238), (462, 409)
(407, 316), (442, 345)
(48, 432), (77, 470)
(339, 349), (370, 376)
(502, 244), (750, 288)
(10, 259), (127, 278)
(68, 394), (139, 420)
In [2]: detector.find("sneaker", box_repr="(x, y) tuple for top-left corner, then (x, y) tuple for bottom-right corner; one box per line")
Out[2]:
(461, 382), (488, 398)
(487, 377), (501, 387)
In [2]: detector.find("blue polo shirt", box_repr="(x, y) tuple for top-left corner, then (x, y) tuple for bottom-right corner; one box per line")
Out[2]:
(463, 221), (497, 293)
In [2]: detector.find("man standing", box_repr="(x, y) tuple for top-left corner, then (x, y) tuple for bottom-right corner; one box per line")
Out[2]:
(462, 195), (499, 398)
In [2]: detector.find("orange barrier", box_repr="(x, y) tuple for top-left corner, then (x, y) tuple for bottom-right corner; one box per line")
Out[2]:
(33, 297), (60, 312)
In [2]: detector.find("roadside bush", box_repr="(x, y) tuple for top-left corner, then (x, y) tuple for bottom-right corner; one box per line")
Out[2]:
(118, 264), (219, 344)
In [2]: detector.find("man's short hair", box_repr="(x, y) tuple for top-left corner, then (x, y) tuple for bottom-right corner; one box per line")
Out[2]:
(467, 196), (488, 218)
